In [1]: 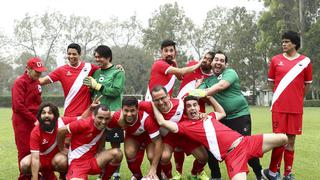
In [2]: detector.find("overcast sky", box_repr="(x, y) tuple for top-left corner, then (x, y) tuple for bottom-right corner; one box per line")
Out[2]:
(0, 0), (264, 34)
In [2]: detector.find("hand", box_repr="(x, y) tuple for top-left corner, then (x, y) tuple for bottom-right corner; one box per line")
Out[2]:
(195, 78), (204, 88)
(34, 120), (39, 126)
(83, 76), (102, 91)
(199, 112), (208, 119)
(90, 95), (102, 110)
(189, 89), (207, 97)
(115, 64), (125, 72)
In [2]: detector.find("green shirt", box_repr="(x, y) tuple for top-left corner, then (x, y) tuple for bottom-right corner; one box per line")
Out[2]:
(199, 68), (249, 119)
(92, 65), (125, 111)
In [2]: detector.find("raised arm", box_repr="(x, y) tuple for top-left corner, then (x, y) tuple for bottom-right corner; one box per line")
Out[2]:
(80, 95), (102, 119)
(39, 76), (51, 85)
(206, 96), (226, 120)
(166, 60), (202, 77)
(151, 102), (178, 133)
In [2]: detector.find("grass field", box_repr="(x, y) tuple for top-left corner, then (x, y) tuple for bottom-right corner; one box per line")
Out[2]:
(1, 106), (319, 179)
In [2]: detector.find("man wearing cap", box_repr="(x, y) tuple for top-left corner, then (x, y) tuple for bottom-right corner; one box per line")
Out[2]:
(12, 57), (47, 180)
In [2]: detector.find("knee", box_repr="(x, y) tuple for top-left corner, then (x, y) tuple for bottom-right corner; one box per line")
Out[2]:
(112, 148), (123, 162)
(125, 147), (137, 160)
(279, 133), (288, 145)
(161, 150), (172, 164)
(52, 153), (68, 172)
(20, 157), (31, 174)
(196, 152), (208, 163)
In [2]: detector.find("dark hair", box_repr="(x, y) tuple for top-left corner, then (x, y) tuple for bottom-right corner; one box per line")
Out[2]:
(161, 40), (176, 50)
(282, 31), (301, 50)
(151, 85), (168, 95)
(94, 45), (113, 62)
(183, 95), (199, 105)
(36, 102), (60, 121)
(215, 50), (228, 63)
(206, 51), (215, 61)
(93, 104), (110, 116)
(122, 96), (138, 108)
(67, 43), (81, 54)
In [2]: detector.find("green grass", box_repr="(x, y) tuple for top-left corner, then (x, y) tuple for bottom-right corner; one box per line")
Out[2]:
(1, 107), (319, 179)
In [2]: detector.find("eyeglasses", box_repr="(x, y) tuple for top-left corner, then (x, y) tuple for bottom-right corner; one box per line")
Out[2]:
(152, 95), (167, 103)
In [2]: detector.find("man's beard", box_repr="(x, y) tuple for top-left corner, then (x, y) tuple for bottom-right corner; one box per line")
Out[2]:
(39, 118), (56, 132)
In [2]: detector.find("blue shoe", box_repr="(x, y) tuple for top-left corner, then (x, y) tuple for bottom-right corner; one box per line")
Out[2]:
(261, 169), (277, 180)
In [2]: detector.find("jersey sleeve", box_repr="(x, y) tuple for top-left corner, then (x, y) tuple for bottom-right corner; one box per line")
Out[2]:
(107, 111), (121, 129)
(268, 58), (275, 81)
(30, 126), (40, 152)
(156, 60), (171, 75)
(48, 67), (62, 83)
(304, 62), (313, 83)
(144, 115), (160, 139)
(222, 69), (238, 84)
(62, 117), (78, 125)
(138, 101), (154, 117)
(68, 119), (86, 134)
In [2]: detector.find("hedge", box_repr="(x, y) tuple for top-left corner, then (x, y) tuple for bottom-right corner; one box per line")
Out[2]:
(0, 96), (65, 107)
(304, 99), (320, 107)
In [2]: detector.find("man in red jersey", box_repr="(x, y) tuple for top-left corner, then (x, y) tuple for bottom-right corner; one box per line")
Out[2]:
(145, 40), (202, 101)
(107, 96), (163, 180)
(262, 31), (313, 180)
(39, 43), (99, 117)
(140, 86), (209, 180)
(57, 104), (123, 180)
(153, 95), (288, 180)
(12, 57), (47, 180)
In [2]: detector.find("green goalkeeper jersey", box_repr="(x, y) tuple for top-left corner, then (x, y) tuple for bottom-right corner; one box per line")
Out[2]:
(92, 65), (125, 111)
(199, 68), (249, 119)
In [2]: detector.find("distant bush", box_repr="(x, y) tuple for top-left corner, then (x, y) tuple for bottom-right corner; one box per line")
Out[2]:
(304, 99), (320, 107)
(0, 96), (65, 107)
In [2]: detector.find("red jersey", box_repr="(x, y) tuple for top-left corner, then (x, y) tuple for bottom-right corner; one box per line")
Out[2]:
(268, 54), (312, 113)
(47, 62), (98, 116)
(139, 99), (184, 136)
(30, 117), (77, 159)
(108, 110), (160, 139)
(67, 116), (104, 164)
(177, 112), (241, 161)
(145, 59), (176, 101)
(177, 60), (213, 99)
(12, 73), (42, 123)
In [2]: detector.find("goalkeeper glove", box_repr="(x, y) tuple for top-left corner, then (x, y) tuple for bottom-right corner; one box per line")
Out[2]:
(83, 76), (102, 91)
(189, 89), (207, 97)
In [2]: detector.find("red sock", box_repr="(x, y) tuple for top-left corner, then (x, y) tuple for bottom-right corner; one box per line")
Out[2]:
(284, 149), (294, 176)
(174, 151), (185, 173)
(136, 149), (145, 167)
(161, 162), (172, 178)
(127, 157), (143, 179)
(269, 146), (285, 173)
(191, 160), (206, 175)
(103, 162), (120, 180)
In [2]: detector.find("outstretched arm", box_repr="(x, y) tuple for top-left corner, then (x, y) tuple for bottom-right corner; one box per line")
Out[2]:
(151, 102), (178, 133)
(206, 96), (226, 120)
(167, 60), (202, 77)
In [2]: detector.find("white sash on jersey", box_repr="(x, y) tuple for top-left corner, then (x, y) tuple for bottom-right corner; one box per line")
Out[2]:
(177, 80), (197, 99)
(271, 57), (310, 110)
(144, 75), (177, 101)
(64, 63), (91, 112)
(132, 112), (149, 136)
(68, 129), (105, 164)
(203, 116), (221, 161)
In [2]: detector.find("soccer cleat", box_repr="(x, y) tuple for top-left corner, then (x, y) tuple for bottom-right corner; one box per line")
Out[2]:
(261, 169), (277, 180)
(198, 171), (210, 180)
(113, 175), (120, 180)
(282, 173), (295, 180)
(171, 170), (182, 180)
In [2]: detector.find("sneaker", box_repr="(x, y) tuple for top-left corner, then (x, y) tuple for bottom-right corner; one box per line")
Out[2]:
(198, 171), (210, 180)
(282, 173), (295, 180)
(113, 175), (120, 180)
(261, 169), (277, 180)
(171, 170), (182, 180)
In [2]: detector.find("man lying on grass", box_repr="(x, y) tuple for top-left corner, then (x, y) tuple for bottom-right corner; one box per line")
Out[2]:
(151, 95), (288, 180)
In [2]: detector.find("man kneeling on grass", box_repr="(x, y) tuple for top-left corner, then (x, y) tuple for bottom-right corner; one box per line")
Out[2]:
(152, 95), (288, 180)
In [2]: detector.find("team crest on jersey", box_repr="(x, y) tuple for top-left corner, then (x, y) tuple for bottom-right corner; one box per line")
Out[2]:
(66, 71), (72, 76)
(42, 139), (48, 145)
(138, 128), (144, 132)
(84, 67), (87, 72)
(99, 77), (105, 82)
(217, 74), (222, 80)
(38, 85), (42, 92)
(177, 111), (181, 116)
(278, 61), (284, 66)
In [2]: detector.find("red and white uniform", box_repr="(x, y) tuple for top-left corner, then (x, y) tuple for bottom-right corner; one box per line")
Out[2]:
(47, 62), (98, 116)
(268, 54), (312, 113)
(177, 113), (263, 179)
(177, 60), (213, 99)
(11, 72), (42, 179)
(145, 59), (177, 101)
(30, 117), (77, 169)
(108, 110), (160, 143)
(67, 116), (104, 164)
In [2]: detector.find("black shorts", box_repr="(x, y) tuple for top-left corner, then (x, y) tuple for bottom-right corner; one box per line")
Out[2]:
(105, 128), (124, 143)
(220, 115), (252, 136)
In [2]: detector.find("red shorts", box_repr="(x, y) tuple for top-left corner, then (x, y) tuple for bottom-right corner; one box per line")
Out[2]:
(125, 132), (152, 150)
(272, 112), (302, 135)
(163, 132), (200, 155)
(66, 158), (101, 180)
(224, 135), (263, 179)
